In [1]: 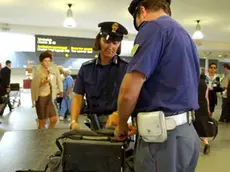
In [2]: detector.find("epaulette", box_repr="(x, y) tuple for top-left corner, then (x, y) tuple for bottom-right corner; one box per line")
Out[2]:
(82, 59), (96, 67)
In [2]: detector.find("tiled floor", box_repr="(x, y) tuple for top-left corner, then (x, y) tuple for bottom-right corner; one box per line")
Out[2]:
(0, 90), (229, 172)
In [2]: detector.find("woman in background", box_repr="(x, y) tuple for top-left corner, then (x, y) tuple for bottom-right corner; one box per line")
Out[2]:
(31, 52), (57, 129)
(194, 74), (211, 155)
(205, 63), (221, 115)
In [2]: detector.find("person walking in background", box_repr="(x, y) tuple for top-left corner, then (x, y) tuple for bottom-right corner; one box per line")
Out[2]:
(200, 67), (205, 75)
(54, 66), (65, 112)
(34, 50), (63, 124)
(31, 52), (57, 129)
(59, 69), (74, 121)
(194, 74), (211, 155)
(0, 60), (13, 112)
(205, 63), (221, 116)
(220, 63), (230, 122)
(43, 50), (63, 106)
(58, 66), (65, 82)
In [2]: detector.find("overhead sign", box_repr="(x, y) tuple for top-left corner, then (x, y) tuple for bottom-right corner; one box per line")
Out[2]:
(35, 35), (97, 58)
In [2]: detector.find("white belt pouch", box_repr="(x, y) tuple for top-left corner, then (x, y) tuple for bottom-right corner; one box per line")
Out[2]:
(137, 111), (177, 143)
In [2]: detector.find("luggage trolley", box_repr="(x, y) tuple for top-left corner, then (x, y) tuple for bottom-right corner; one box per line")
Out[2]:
(9, 83), (21, 107)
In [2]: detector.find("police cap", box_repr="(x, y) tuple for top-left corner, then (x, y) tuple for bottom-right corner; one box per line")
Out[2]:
(128, 0), (172, 16)
(98, 22), (128, 42)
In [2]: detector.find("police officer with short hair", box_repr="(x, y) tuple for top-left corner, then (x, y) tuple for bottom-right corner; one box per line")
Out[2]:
(70, 22), (128, 129)
(114, 0), (200, 172)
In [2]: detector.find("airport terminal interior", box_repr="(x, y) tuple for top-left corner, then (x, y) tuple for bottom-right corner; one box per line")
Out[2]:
(0, 0), (230, 172)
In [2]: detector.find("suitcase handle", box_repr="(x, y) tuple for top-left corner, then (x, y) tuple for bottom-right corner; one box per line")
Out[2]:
(55, 129), (132, 152)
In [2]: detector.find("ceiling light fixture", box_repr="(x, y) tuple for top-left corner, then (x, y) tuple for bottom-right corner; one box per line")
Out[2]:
(192, 20), (204, 40)
(64, 4), (76, 28)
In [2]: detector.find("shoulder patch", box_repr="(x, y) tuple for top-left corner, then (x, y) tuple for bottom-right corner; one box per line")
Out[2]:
(131, 44), (140, 56)
(82, 59), (96, 67)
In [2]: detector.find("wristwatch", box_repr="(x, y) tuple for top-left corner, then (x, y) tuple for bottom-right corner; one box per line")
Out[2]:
(69, 120), (76, 128)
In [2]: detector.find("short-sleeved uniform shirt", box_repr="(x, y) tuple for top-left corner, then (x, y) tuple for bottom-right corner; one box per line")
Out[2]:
(74, 55), (128, 114)
(63, 75), (74, 97)
(127, 16), (200, 116)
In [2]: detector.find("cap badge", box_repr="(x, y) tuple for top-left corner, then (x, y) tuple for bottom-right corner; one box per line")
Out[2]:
(112, 23), (119, 33)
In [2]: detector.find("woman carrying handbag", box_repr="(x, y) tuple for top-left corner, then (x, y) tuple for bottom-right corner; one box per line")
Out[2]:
(194, 74), (212, 155)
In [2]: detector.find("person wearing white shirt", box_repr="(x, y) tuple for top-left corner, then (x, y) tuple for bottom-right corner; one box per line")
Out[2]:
(205, 63), (221, 116)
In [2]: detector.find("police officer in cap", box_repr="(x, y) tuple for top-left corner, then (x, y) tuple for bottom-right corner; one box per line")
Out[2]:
(114, 0), (200, 172)
(70, 22), (129, 130)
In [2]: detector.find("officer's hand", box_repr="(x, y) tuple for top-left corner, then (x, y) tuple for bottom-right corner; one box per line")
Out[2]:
(105, 111), (118, 128)
(70, 122), (80, 130)
(114, 123), (129, 141)
(128, 124), (137, 136)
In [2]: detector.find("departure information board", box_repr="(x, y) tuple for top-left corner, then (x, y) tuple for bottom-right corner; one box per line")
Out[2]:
(35, 35), (97, 58)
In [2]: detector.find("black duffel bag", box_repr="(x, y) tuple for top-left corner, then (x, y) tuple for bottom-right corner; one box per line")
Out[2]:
(193, 116), (218, 141)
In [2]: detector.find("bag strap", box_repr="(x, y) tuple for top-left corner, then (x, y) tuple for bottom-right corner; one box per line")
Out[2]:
(210, 124), (218, 142)
(209, 118), (218, 142)
(44, 164), (49, 172)
(56, 136), (64, 152)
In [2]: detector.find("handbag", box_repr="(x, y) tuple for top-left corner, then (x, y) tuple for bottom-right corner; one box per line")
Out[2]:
(193, 116), (218, 141)
(206, 117), (218, 140)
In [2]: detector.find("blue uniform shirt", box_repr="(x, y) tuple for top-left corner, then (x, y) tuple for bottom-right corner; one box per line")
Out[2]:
(127, 16), (200, 116)
(74, 55), (128, 114)
(63, 75), (74, 93)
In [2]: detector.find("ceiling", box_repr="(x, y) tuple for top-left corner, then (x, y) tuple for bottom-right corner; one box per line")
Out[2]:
(0, 0), (230, 60)
(0, 0), (230, 42)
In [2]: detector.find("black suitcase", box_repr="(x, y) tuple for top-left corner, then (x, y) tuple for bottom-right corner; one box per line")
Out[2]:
(15, 130), (134, 172)
(56, 129), (131, 172)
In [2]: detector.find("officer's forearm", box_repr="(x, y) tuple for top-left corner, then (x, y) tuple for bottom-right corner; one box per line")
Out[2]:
(118, 93), (138, 126)
(71, 94), (83, 122)
(118, 72), (145, 126)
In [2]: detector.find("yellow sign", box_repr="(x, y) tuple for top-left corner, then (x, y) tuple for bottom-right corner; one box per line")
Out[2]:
(37, 45), (69, 53)
(71, 46), (93, 54)
(131, 44), (140, 56)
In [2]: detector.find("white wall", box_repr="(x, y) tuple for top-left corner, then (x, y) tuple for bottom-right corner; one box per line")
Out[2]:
(11, 69), (26, 87)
